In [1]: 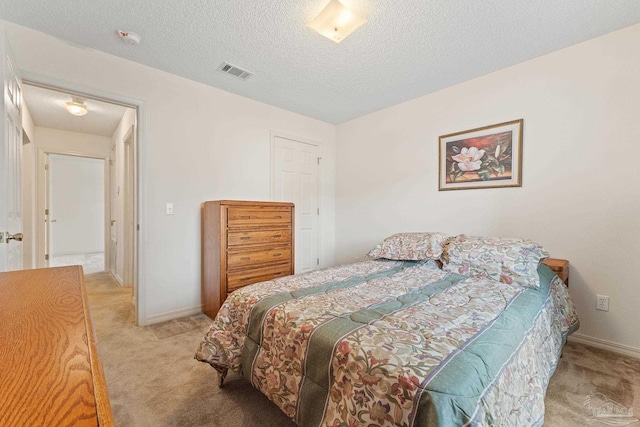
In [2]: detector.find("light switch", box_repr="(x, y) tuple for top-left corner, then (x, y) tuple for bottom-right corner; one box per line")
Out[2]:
(165, 203), (174, 215)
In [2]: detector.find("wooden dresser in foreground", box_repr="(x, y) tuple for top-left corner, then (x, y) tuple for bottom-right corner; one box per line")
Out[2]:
(542, 258), (569, 286)
(0, 266), (113, 427)
(202, 200), (295, 319)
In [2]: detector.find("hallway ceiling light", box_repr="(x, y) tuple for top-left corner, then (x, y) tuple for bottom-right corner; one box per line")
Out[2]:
(117, 30), (142, 46)
(307, 0), (367, 44)
(66, 100), (88, 116)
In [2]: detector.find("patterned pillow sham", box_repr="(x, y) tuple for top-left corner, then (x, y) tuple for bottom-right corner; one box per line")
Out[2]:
(367, 232), (452, 261)
(441, 235), (549, 288)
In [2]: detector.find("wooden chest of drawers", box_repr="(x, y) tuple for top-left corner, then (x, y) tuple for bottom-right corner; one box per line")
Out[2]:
(0, 266), (113, 426)
(202, 200), (294, 318)
(542, 258), (569, 286)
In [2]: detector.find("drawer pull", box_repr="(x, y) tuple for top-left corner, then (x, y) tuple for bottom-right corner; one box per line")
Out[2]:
(240, 215), (251, 219)
(241, 257), (251, 261)
(273, 234), (282, 238)
(274, 215), (282, 219)
(240, 236), (251, 240)
(272, 253), (282, 257)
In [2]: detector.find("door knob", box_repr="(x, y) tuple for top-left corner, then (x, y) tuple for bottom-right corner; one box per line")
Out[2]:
(6, 232), (23, 242)
(111, 220), (116, 225)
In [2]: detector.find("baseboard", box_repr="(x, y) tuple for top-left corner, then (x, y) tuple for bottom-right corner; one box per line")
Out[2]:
(145, 305), (203, 325)
(568, 333), (640, 359)
(110, 270), (123, 286)
(51, 250), (104, 256)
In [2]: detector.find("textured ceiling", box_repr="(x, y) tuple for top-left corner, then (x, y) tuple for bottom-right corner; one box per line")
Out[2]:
(2, 1), (640, 124)
(23, 84), (128, 137)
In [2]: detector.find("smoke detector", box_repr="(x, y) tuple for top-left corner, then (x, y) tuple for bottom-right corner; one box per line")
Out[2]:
(117, 30), (142, 45)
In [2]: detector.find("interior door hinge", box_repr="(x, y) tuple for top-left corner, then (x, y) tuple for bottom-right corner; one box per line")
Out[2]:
(44, 164), (49, 170)
(317, 208), (319, 215)
(317, 258), (320, 266)
(45, 209), (48, 215)
(45, 254), (49, 261)
(317, 157), (321, 165)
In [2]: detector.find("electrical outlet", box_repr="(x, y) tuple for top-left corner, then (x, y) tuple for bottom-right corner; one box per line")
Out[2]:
(596, 295), (609, 311)
(165, 203), (174, 215)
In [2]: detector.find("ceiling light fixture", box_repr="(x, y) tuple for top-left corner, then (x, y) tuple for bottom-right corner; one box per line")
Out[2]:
(307, 0), (367, 44)
(66, 100), (88, 116)
(117, 30), (142, 45)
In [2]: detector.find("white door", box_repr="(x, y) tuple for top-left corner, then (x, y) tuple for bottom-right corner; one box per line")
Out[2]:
(109, 144), (117, 276)
(272, 136), (320, 274)
(0, 39), (23, 272)
(48, 154), (104, 262)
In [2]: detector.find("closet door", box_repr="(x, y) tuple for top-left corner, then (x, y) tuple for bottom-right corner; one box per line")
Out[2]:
(272, 136), (319, 274)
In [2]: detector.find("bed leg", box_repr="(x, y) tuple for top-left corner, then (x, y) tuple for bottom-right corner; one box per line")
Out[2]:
(217, 369), (228, 387)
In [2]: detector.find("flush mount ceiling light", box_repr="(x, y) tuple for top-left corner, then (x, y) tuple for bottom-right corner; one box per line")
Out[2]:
(117, 30), (142, 45)
(307, 0), (367, 44)
(66, 100), (88, 116)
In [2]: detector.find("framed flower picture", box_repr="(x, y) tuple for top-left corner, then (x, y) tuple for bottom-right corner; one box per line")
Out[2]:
(438, 119), (523, 191)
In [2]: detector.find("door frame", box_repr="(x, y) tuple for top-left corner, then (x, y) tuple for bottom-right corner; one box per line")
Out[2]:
(23, 76), (148, 326)
(109, 143), (117, 279)
(39, 151), (109, 269)
(269, 131), (323, 269)
(122, 125), (135, 289)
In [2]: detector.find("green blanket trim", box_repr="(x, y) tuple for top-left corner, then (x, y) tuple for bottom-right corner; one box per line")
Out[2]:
(297, 273), (467, 427)
(413, 263), (569, 427)
(241, 261), (415, 381)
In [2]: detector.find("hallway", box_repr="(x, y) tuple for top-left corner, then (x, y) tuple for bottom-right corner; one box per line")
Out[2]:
(50, 251), (104, 274)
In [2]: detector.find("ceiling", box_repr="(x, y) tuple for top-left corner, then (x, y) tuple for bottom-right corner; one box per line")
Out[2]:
(22, 84), (128, 137)
(2, 1), (640, 124)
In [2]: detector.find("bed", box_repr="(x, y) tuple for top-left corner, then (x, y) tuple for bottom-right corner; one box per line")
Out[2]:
(195, 233), (579, 426)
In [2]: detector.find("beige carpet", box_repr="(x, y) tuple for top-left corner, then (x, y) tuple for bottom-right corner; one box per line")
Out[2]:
(85, 272), (639, 426)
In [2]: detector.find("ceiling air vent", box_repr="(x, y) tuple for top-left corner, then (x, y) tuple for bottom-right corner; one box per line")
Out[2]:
(217, 62), (253, 81)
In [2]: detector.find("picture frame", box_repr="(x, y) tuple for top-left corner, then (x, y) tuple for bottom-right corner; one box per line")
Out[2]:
(438, 119), (523, 191)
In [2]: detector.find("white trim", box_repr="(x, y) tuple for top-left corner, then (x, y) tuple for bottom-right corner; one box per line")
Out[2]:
(136, 103), (148, 326)
(110, 270), (124, 286)
(50, 250), (104, 256)
(21, 74), (148, 327)
(568, 333), (640, 360)
(122, 125), (135, 288)
(145, 305), (204, 325)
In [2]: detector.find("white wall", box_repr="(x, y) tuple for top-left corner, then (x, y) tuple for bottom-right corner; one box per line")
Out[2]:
(48, 154), (104, 255)
(35, 127), (112, 157)
(21, 98), (34, 142)
(336, 24), (640, 352)
(2, 21), (337, 324)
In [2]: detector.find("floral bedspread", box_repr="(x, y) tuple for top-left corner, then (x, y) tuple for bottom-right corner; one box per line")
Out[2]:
(195, 260), (579, 427)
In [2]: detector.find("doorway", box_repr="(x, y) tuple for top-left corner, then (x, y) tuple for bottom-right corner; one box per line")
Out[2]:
(21, 80), (143, 324)
(47, 154), (105, 274)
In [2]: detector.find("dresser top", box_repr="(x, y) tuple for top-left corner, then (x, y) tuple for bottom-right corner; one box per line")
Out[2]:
(0, 266), (113, 426)
(204, 200), (294, 207)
